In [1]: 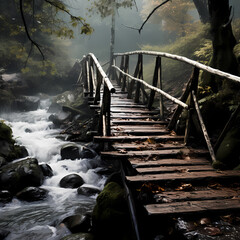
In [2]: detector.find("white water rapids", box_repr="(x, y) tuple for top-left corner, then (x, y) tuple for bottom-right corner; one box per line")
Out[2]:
(0, 99), (106, 240)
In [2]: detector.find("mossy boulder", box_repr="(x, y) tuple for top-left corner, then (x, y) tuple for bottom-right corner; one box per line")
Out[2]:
(0, 158), (44, 193)
(0, 121), (13, 143)
(0, 121), (28, 162)
(92, 182), (134, 240)
(60, 233), (94, 240)
(215, 114), (240, 169)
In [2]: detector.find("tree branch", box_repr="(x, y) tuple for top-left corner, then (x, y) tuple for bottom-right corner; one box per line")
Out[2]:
(138, 0), (170, 33)
(20, 0), (45, 60)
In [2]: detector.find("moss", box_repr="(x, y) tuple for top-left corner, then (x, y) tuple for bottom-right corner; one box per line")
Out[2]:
(0, 121), (13, 143)
(92, 182), (134, 240)
(61, 233), (94, 240)
(215, 112), (240, 169)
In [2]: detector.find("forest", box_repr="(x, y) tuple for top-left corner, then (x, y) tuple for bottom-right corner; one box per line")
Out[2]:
(0, 0), (240, 240)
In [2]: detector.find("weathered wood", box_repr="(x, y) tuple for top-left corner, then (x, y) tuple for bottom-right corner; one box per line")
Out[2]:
(192, 90), (217, 163)
(111, 143), (185, 151)
(113, 65), (188, 109)
(93, 69), (102, 105)
(136, 165), (213, 174)
(126, 170), (240, 184)
(130, 158), (210, 168)
(114, 50), (240, 84)
(88, 53), (115, 93)
(101, 149), (181, 158)
(121, 55), (129, 92)
(135, 54), (143, 103)
(148, 56), (161, 110)
(128, 54), (140, 99)
(155, 188), (240, 202)
(168, 68), (198, 130)
(111, 129), (169, 135)
(111, 109), (160, 114)
(89, 57), (94, 97)
(118, 56), (125, 85)
(111, 120), (168, 125)
(94, 135), (184, 142)
(145, 199), (240, 217)
(111, 115), (161, 120)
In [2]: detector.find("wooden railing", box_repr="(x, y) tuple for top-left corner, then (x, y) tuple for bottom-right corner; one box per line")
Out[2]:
(77, 53), (115, 137)
(112, 50), (240, 163)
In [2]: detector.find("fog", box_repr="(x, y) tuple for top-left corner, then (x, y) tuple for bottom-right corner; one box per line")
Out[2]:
(65, 0), (170, 63)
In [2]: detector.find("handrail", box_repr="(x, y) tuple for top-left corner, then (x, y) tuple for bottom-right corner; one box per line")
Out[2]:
(77, 53), (115, 137)
(113, 65), (188, 109)
(88, 53), (115, 93)
(114, 50), (240, 84)
(113, 50), (240, 163)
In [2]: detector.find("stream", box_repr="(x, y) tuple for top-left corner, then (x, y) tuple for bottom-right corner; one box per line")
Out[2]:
(0, 98), (106, 240)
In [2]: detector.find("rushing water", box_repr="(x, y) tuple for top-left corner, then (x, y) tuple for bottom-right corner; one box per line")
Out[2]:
(0, 98), (106, 240)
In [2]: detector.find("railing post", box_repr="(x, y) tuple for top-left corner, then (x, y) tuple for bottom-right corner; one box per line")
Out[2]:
(94, 69), (102, 105)
(184, 67), (199, 145)
(148, 56), (161, 109)
(118, 56), (125, 87)
(121, 55), (129, 92)
(134, 54), (143, 103)
(159, 57), (164, 119)
(128, 54), (140, 99)
(101, 84), (111, 137)
(168, 67), (199, 130)
(89, 57), (94, 97)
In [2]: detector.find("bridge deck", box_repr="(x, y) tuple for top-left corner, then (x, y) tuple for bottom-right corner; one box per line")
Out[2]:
(93, 82), (240, 223)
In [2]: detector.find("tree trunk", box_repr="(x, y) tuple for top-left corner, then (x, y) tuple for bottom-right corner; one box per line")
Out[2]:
(192, 0), (209, 23)
(202, 0), (238, 92)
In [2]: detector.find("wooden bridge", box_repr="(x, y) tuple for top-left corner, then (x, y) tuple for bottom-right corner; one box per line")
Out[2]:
(77, 51), (240, 239)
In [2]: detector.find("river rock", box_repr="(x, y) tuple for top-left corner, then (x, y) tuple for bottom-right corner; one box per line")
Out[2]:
(79, 147), (97, 159)
(0, 190), (12, 204)
(60, 144), (80, 160)
(60, 233), (94, 240)
(61, 214), (91, 233)
(0, 158), (44, 193)
(92, 182), (132, 239)
(0, 228), (10, 240)
(16, 186), (48, 202)
(11, 97), (39, 112)
(40, 163), (53, 178)
(59, 174), (84, 188)
(48, 102), (62, 113)
(0, 156), (6, 168)
(77, 186), (101, 196)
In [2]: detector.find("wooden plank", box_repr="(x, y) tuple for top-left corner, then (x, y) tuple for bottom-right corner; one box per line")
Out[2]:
(111, 120), (168, 125)
(94, 135), (184, 142)
(130, 158), (210, 167)
(155, 188), (240, 202)
(145, 199), (240, 216)
(111, 143), (185, 151)
(111, 105), (147, 108)
(111, 129), (169, 135)
(111, 109), (160, 114)
(111, 125), (165, 129)
(136, 165), (213, 174)
(126, 170), (240, 184)
(101, 149), (181, 158)
(111, 115), (160, 120)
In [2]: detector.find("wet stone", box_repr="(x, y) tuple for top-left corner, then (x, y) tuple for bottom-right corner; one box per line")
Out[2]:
(60, 144), (80, 160)
(0, 228), (10, 240)
(40, 163), (53, 178)
(77, 186), (101, 196)
(61, 214), (91, 233)
(0, 190), (12, 204)
(59, 174), (84, 189)
(16, 186), (48, 202)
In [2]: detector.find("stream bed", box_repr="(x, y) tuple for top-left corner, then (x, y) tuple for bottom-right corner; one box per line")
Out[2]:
(0, 98), (106, 240)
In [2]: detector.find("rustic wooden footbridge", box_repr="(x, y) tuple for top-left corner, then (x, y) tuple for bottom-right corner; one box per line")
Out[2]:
(76, 51), (240, 239)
